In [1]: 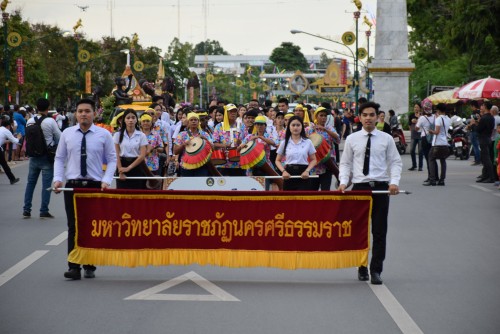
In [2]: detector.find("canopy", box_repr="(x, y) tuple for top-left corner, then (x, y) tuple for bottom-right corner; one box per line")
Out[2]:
(425, 88), (460, 104)
(453, 77), (500, 99)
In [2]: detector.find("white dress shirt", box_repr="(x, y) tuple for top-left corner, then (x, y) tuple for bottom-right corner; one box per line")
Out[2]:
(113, 129), (148, 157)
(339, 128), (402, 185)
(277, 137), (316, 165)
(53, 124), (117, 185)
(433, 115), (451, 146)
(0, 126), (19, 148)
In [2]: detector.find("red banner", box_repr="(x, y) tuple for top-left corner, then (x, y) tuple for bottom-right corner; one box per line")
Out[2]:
(340, 59), (347, 85)
(69, 190), (372, 270)
(16, 58), (24, 85)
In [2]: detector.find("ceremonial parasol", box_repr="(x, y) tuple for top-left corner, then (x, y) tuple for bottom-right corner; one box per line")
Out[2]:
(424, 88), (460, 104)
(453, 76), (500, 99)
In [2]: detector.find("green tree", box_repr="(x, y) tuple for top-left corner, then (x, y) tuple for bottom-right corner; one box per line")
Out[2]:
(269, 42), (308, 72)
(193, 39), (229, 56)
(407, 0), (500, 99)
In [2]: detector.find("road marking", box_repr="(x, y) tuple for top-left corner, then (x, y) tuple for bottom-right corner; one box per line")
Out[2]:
(470, 184), (493, 192)
(368, 283), (424, 334)
(46, 231), (67, 246)
(0, 250), (49, 288)
(124, 271), (240, 302)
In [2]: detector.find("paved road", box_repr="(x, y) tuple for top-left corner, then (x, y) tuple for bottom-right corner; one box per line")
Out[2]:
(1, 155), (499, 334)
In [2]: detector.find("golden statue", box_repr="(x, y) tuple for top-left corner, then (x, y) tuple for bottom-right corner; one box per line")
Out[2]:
(73, 19), (83, 33)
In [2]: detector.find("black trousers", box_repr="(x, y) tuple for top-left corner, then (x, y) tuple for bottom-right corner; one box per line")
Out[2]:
(310, 170), (333, 191)
(480, 143), (494, 180)
(64, 179), (101, 270)
(352, 182), (390, 274)
(0, 147), (16, 182)
(116, 157), (147, 189)
(284, 164), (312, 190)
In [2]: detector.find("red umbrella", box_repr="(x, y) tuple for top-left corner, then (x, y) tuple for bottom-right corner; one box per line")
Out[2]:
(453, 77), (500, 99)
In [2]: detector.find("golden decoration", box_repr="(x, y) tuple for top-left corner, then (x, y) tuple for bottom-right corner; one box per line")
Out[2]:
(342, 31), (356, 46)
(249, 82), (257, 90)
(236, 79), (243, 87)
(7, 32), (21, 47)
(357, 48), (367, 60)
(77, 49), (90, 63)
(206, 73), (215, 83)
(133, 61), (144, 72)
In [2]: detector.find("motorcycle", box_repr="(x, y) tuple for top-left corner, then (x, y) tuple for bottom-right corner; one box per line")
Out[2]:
(391, 123), (407, 155)
(448, 116), (470, 160)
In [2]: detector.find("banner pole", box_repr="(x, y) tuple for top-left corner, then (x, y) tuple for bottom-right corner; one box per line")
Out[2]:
(46, 187), (411, 194)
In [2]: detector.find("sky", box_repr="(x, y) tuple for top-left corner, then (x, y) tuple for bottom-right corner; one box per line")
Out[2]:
(11, 0), (378, 57)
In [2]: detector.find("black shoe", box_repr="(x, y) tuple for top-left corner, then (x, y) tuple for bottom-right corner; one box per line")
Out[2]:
(408, 167), (416, 171)
(64, 268), (81, 280)
(370, 272), (383, 285)
(40, 212), (54, 219)
(423, 181), (436, 186)
(358, 266), (369, 281)
(418, 168), (423, 171)
(84, 269), (95, 279)
(479, 179), (494, 183)
(22, 211), (31, 219)
(437, 181), (445, 186)
(10, 177), (20, 185)
(477, 175), (484, 179)
(423, 178), (429, 183)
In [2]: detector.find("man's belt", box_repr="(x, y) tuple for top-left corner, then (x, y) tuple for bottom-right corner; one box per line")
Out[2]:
(66, 179), (101, 187)
(354, 181), (389, 188)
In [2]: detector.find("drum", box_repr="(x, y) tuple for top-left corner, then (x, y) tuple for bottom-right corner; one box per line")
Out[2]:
(211, 149), (226, 165)
(239, 140), (266, 169)
(227, 148), (240, 162)
(182, 137), (212, 170)
(309, 133), (331, 164)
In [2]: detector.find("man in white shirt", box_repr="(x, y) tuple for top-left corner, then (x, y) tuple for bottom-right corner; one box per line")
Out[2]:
(53, 98), (117, 280)
(338, 101), (402, 285)
(423, 103), (451, 186)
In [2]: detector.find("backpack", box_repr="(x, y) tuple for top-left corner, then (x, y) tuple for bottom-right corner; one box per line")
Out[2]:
(25, 116), (48, 157)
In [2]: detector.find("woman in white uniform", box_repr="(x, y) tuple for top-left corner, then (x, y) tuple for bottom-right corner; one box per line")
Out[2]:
(113, 109), (148, 189)
(275, 115), (317, 190)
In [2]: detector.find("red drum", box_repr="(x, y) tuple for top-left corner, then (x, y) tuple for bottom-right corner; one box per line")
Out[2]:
(211, 149), (226, 165)
(182, 137), (212, 170)
(239, 140), (266, 169)
(227, 148), (240, 162)
(309, 133), (331, 164)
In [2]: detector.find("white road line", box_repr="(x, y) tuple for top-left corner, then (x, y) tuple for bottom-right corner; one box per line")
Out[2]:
(125, 271), (240, 301)
(469, 184), (493, 192)
(368, 283), (424, 334)
(45, 231), (67, 246)
(0, 250), (49, 288)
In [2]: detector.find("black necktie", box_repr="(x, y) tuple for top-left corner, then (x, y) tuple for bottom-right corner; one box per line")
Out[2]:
(80, 130), (88, 177)
(363, 133), (372, 176)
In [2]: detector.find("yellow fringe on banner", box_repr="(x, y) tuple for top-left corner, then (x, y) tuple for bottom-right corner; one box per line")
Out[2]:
(69, 247), (368, 270)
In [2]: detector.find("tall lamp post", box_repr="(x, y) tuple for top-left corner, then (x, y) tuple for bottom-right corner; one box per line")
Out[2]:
(291, 29), (359, 113)
(353, 9), (361, 113)
(2, 10), (10, 106)
(365, 29), (371, 101)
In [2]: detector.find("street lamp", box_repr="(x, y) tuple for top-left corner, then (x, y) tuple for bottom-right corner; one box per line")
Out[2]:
(291, 28), (359, 113)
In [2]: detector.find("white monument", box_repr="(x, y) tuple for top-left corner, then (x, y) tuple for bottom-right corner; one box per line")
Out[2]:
(369, 0), (415, 115)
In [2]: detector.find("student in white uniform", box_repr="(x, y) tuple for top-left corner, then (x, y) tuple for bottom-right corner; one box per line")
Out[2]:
(113, 109), (148, 189)
(275, 115), (316, 190)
